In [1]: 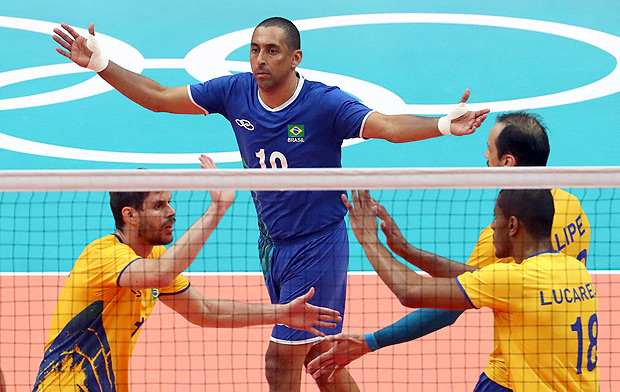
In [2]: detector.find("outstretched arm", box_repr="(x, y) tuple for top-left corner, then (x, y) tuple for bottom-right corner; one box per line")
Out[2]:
(343, 190), (473, 310)
(368, 308), (464, 350)
(306, 308), (463, 381)
(361, 89), (490, 142)
(118, 156), (235, 289)
(161, 285), (341, 335)
(53, 23), (202, 114)
(374, 201), (477, 277)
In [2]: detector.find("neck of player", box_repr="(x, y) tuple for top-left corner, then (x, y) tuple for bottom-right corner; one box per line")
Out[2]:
(259, 73), (299, 109)
(115, 229), (153, 258)
(514, 239), (554, 264)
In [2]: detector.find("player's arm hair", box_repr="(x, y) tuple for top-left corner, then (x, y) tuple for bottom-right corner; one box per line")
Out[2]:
(99, 61), (203, 114)
(366, 308), (464, 351)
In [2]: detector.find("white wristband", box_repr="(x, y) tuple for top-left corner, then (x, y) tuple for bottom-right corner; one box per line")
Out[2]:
(86, 33), (109, 73)
(438, 102), (468, 135)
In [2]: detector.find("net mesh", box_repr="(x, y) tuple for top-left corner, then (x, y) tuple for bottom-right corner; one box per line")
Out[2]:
(1, 167), (618, 391)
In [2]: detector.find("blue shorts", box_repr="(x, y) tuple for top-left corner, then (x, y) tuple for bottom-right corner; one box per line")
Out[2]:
(259, 220), (349, 344)
(473, 372), (513, 392)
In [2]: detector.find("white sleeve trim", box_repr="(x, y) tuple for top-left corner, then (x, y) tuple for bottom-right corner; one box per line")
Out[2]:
(186, 85), (209, 115)
(359, 110), (376, 139)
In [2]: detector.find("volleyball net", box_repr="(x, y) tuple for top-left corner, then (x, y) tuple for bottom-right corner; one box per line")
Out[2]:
(1, 167), (618, 391)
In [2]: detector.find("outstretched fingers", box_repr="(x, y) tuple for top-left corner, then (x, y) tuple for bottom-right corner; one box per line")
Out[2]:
(199, 154), (216, 169)
(285, 287), (341, 335)
(199, 155), (235, 209)
(375, 202), (396, 235)
(309, 358), (341, 381)
(310, 301), (342, 328)
(459, 88), (471, 104)
(52, 28), (75, 58)
(53, 28), (73, 47)
(52, 23), (98, 69)
(60, 23), (82, 40)
(306, 332), (365, 382)
(341, 193), (353, 212)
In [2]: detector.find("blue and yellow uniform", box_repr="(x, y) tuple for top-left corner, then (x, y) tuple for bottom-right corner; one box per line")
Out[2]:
(189, 73), (372, 343)
(32, 234), (189, 392)
(456, 251), (599, 392)
(467, 188), (590, 390)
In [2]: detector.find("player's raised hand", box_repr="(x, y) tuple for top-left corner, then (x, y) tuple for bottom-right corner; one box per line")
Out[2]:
(199, 154), (235, 212)
(306, 332), (371, 382)
(439, 89), (490, 136)
(53, 23), (109, 72)
(374, 201), (410, 259)
(342, 190), (379, 246)
(53, 23), (93, 67)
(277, 287), (342, 336)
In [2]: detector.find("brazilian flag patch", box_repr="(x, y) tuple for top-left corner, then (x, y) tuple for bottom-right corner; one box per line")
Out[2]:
(288, 125), (305, 137)
(287, 125), (305, 143)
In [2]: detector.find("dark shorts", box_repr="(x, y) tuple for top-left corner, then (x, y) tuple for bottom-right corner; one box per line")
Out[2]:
(259, 220), (349, 344)
(473, 372), (513, 392)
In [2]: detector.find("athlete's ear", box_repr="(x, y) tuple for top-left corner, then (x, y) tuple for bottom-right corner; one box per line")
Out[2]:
(291, 49), (302, 68)
(501, 154), (517, 167)
(508, 216), (519, 236)
(122, 207), (138, 226)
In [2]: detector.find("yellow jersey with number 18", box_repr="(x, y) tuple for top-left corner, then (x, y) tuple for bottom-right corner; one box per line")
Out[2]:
(457, 251), (599, 392)
(467, 188), (590, 389)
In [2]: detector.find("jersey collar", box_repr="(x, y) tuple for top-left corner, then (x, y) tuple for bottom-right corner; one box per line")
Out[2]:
(258, 73), (305, 112)
(525, 250), (559, 260)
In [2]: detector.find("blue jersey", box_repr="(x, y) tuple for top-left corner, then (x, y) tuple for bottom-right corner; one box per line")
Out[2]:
(189, 73), (373, 241)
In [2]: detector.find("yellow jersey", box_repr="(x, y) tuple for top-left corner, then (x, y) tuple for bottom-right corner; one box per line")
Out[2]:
(33, 234), (190, 392)
(467, 188), (590, 388)
(457, 252), (599, 392)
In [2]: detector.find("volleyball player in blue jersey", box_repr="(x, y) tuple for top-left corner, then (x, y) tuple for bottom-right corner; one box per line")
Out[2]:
(53, 17), (489, 392)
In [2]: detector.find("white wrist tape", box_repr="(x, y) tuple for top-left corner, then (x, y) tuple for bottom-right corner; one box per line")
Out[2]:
(86, 33), (109, 73)
(438, 102), (468, 135)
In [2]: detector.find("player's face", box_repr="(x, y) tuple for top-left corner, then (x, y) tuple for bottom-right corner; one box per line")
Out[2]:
(250, 26), (299, 92)
(137, 191), (176, 246)
(491, 200), (511, 258)
(484, 122), (505, 167)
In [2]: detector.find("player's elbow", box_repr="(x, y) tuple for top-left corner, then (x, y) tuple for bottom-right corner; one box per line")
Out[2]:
(145, 88), (179, 113)
(394, 285), (423, 309)
(148, 99), (171, 113)
(382, 133), (408, 144)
